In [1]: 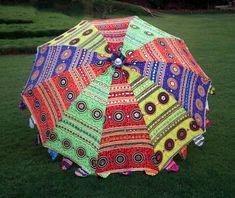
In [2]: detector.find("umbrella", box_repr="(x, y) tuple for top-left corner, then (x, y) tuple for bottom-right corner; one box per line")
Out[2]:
(21, 16), (211, 178)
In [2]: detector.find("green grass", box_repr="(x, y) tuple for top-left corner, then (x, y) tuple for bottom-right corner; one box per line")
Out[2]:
(0, 5), (84, 32)
(0, 5), (90, 50)
(0, 7), (235, 198)
(0, 36), (54, 48)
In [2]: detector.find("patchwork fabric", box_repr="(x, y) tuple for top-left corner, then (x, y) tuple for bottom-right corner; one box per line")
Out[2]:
(124, 62), (211, 130)
(23, 45), (110, 94)
(90, 16), (134, 54)
(22, 16), (212, 177)
(123, 66), (204, 170)
(45, 67), (114, 174)
(23, 59), (111, 143)
(121, 16), (177, 56)
(125, 37), (208, 78)
(96, 69), (158, 177)
(46, 21), (111, 57)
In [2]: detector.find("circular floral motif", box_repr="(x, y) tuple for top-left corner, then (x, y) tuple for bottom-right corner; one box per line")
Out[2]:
(158, 92), (169, 104)
(130, 24), (139, 29)
(95, 60), (105, 67)
(112, 70), (122, 80)
(92, 109), (103, 120)
(144, 102), (156, 115)
(98, 157), (108, 168)
(115, 153), (126, 165)
(90, 158), (97, 169)
(129, 66), (140, 73)
(31, 70), (40, 81)
(198, 85), (205, 97)
(166, 52), (175, 60)
(40, 44), (48, 54)
(151, 151), (163, 165)
(34, 99), (40, 109)
(62, 139), (72, 149)
(196, 99), (203, 111)
(76, 147), (86, 158)
(190, 120), (200, 131)
(49, 132), (57, 141)
(195, 113), (203, 127)
(27, 88), (34, 97)
(56, 63), (67, 74)
(61, 49), (72, 60)
(170, 64), (180, 76)
(105, 45), (112, 54)
(133, 152), (144, 164)
(158, 40), (167, 48)
(113, 111), (125, 122)
(125, 50), (134, 56)
(201, 76), (209, 85)
(40, 113), (47, 124)
(177, 128), (187, 140)
(66, 91), (75, 102)
(167, 78), (178, 90)
(45, 129), (51, 139)
(131, 109), (143, 121)
(164, 138), (175, 151)
(144, 31), (154, 36)
(59, 77), (68, 88)
(36, 56), (44, 67)
(69, 38), (80, 45)
(82, 29), (93, 36)
(76, 101), (87, 112)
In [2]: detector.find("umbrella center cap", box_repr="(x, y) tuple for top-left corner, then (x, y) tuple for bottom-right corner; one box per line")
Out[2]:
(114, 58), (123, 68)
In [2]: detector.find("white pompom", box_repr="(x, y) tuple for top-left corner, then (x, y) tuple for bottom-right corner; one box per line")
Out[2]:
(29, 115), (35, 129)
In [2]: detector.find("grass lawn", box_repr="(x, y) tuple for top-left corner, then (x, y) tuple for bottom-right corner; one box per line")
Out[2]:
(0, 5), (235, 198)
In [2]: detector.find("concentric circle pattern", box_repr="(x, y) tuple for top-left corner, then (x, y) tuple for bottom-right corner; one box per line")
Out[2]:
(22, 16), (211, 178)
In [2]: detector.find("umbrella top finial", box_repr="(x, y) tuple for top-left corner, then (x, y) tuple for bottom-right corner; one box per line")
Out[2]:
(114, 58), (123, 68)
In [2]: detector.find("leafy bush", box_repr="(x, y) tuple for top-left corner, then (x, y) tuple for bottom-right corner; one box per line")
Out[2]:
(149, 0), (169, 8)
(92, 0), (147, 18)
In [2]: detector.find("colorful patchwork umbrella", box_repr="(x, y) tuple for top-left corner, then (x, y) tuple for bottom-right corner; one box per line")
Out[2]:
(21, 16), (212, 178)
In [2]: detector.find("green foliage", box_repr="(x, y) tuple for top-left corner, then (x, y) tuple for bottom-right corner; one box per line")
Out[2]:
(59, 0), (148, 18)
(149, 0), (168, 8)
(0, 5), (85, 54)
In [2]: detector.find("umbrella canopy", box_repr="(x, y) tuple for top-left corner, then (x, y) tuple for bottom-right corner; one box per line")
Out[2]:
(22, 16), (211, 177)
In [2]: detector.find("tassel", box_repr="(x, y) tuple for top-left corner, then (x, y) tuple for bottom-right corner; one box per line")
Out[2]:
(61, 157), (73, 171)
(48, 149), (58, 161)
(29, 115), (35, 129)
(19, 100), (27, 110)
(164, 159), (179, 172)
(121, 171), (133, 176)
(75, 167), (89, 177)
(206, 118), (212, 128)
(193, 134), (205, 146)
(179, 146), (188, 160)
(209, 86), (215, 95)
(35, 134), (41, 145)
(206, 100), (209, 112)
